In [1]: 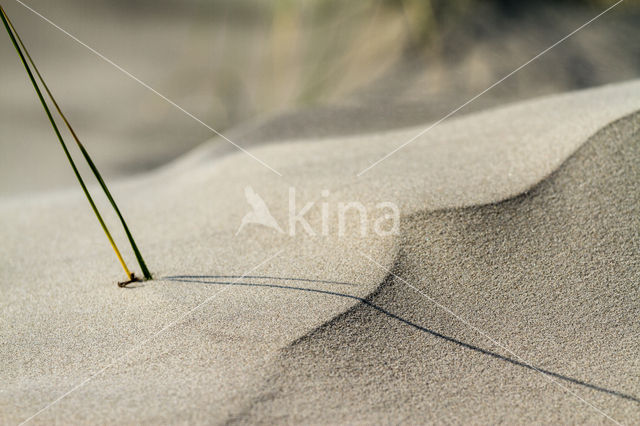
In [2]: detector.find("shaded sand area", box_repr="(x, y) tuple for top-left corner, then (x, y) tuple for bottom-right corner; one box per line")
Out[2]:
(1, 80), (639, 423)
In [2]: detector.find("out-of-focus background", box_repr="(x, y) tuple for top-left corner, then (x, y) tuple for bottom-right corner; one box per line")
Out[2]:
(1, 0), (639, 194)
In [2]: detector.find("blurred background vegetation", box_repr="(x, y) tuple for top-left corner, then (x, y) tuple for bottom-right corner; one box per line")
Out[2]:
(95, 0), (639, 123)
(1, 0), (638, 193)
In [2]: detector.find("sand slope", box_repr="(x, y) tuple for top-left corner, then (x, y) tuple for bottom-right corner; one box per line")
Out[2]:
(234, 113), (640, 424)
(0, 80), (639, 424)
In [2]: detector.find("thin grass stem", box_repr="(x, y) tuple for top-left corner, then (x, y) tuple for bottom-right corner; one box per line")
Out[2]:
(0, 4), (138, 281)
(1, 6), (152, 280)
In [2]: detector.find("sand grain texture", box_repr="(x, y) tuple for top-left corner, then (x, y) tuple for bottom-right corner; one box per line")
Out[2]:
(1, 80), (639, 424)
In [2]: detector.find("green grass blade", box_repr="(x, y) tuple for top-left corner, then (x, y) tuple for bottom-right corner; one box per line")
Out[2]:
(76, 144), (152, 280)
(4, 14), (151, 280)
(3, 5), (151, 280)
(0, 5), (137, 281)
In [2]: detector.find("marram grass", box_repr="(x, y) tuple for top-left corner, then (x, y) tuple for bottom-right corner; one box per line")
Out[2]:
(1, 5), (151, 284)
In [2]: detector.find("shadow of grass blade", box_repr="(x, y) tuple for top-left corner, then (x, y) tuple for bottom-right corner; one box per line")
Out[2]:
(0, 5), (141, 281)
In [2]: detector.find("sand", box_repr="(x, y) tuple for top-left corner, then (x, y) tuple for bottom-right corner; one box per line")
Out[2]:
(1, 80), (639, 424)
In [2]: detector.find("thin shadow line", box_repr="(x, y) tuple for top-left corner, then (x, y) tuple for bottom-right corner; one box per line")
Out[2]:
(166, 275), (359, 287)
(167, 276), (640, 404)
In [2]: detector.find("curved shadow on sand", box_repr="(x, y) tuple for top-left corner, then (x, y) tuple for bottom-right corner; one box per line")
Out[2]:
(167, 275), (359, 287)
(166, 275), (639, 404)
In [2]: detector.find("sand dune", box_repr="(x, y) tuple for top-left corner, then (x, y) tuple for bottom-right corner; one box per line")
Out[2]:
(234, 112), (639, 424)
(0, 80), (638, 424)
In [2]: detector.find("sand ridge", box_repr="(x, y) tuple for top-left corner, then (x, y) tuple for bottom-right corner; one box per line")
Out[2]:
(0, 80), (639, 424)
(233, 112), (639, 424)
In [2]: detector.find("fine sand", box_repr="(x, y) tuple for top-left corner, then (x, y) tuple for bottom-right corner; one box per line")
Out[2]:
(1, 80), (639, 424)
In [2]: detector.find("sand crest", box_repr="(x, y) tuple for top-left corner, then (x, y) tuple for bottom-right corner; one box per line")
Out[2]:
(1, 80), (639, 424)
